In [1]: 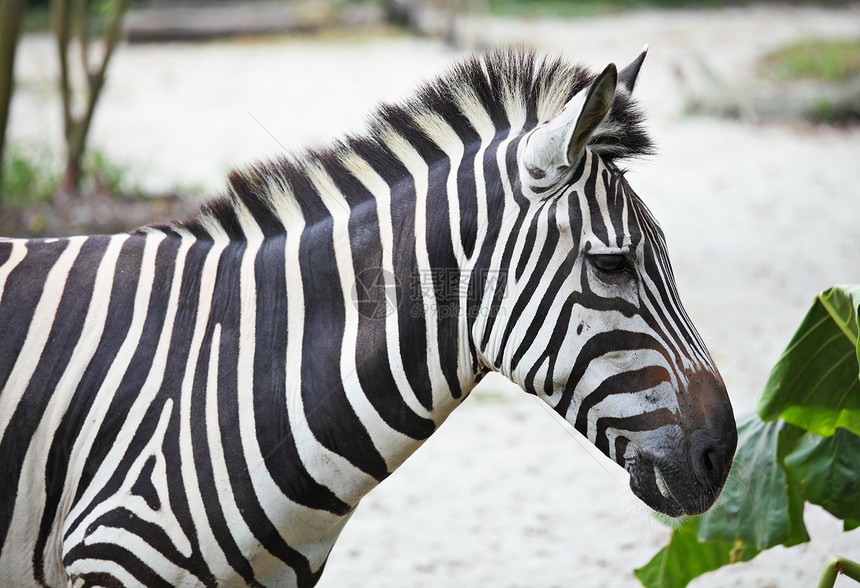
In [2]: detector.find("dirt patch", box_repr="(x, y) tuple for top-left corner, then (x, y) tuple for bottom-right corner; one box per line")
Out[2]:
(0, 192), (195, 238)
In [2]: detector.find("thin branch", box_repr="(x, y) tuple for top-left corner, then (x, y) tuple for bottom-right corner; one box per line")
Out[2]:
(73, 0), (90, 88)
(78, 0), (128, 159)
(53, 0), (73, 143)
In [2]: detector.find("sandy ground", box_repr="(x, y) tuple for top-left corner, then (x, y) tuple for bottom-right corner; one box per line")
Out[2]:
(8, 3), (860, 587)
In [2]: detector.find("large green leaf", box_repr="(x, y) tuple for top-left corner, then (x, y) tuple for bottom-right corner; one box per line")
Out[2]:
(636, 285), (860, 588)
(697, 413), (809, 549)
(783, 427), (860, 523)
(757, 285), (860, 437)
(633, 518), (759, 588)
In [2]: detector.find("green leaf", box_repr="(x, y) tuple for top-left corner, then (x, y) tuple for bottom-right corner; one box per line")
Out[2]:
(757, 285), (860, 437)
(783, 427), (860, 523)
(845, 519), (860, 532)
(633, 518), (759, 588)
(697, 413), (809, 549)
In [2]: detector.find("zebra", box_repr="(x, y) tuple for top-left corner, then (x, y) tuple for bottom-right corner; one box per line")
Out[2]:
(0, 48), (737, 586)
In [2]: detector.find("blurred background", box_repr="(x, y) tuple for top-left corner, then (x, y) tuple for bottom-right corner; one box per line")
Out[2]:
(2, 0), (859, 586)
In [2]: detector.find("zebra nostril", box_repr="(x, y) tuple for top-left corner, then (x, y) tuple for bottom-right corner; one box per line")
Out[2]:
(701, 447), (719, 477)
(691, 437), (732, 488)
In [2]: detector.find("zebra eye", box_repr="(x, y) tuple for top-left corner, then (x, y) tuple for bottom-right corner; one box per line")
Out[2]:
(590, 253), (628, 274)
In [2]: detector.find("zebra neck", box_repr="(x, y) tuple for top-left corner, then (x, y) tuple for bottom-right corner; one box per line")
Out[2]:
(218, 149), (487, 512)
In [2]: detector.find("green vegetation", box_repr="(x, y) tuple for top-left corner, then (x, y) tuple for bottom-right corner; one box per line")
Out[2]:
(1, 143), (139, 206)
(488, 0), (850, 18)
(759, 38), (860, 83)
(635, 285), (860, 588)
(0, 144), (57, 206)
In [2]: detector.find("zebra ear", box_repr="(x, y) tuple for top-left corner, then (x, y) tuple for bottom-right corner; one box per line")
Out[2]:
(618, 45), (648, 93)
(565, 63), (617, 165)
(522, 63), (618, 180)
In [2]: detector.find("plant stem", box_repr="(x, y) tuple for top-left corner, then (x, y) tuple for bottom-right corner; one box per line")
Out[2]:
(818, 555), (860, 588)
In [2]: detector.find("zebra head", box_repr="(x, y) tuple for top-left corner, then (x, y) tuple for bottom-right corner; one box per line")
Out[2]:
(477, 51), (736, 517)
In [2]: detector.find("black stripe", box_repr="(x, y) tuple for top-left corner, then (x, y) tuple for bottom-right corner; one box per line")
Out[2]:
(421, 90), (482, 261)
(0, 239), (69, 392)
(0, 237), (101, 572)
(187, 240), (262, 585)
(457, 139), (480, 259)
(496, 200), (562, 369)
(622, 179), (643, 250)
(554, 330), (670, 417)
(358, 140), (437, 413)
(584, 155), (610, 247)
(479, 137), (529, 354)
(522, 294), (575, 396)
(0, 240), (11, 267)
(63, 522), (194, 588)
(252, 235), (353, 514)
(574, 365), (672, 434)
(426, 156), (464, 399)
(514, 199), (546, 282)
(465, 129), (508, 353)
(298, 216), (390, 480)
(595, 408), (677, 456)
(602, 168), (626, 248)
(639, 240), (692, 369)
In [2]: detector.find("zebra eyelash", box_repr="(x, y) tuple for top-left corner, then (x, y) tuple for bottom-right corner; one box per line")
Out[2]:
(587, 249), (635, 283)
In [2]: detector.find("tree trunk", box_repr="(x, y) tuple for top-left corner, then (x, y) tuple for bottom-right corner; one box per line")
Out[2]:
(53, 0), (128, 199)
(0, 0), (25, 202)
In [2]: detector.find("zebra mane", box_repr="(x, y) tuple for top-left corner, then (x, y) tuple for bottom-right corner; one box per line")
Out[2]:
(160, 49), (653, 240)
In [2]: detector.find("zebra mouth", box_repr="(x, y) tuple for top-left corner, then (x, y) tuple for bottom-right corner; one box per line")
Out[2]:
(653, 465), (670, 499)
(625, 452), (683, 517)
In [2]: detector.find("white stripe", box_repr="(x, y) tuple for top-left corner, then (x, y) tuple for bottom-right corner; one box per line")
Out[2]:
(205, 322), (285, 582)
(0, 236), (86, 442)
(502, 203), (566, 372)
(67, 556), (153, 588)
(576, 152), (595, 243)
(409, 112), (481, 390)
(308, 161), (424, 474)
(229, 201), (303, 582)
(378, 125), (452, 412)
(0, 234), (127, 585)
(63, 231), (193, 558)
(476, 125), (533, 366)
(67, 400), (185, 584)
(412, 110), (467, 265)
(175, 222), (234, 579)
(452, 83), (494, 257)
(294, 163), (384, 495)
(233, 185), (345, 576)
(340, 150), (436, 423)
